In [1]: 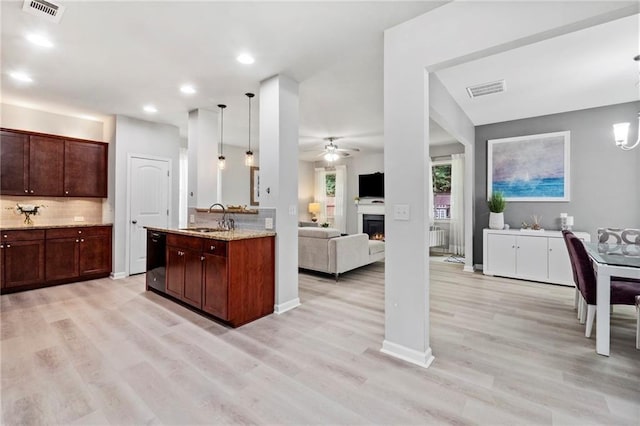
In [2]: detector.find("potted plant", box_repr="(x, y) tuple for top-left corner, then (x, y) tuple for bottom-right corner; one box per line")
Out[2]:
(487, 192), (506, 230)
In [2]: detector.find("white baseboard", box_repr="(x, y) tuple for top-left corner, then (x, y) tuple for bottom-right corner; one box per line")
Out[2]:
(463, 264), (475, 273)
(380, 340), (435, 369)
(110, 272), (127, 280)
(274, 298), (301, 314)
(475, 264), (483, 271)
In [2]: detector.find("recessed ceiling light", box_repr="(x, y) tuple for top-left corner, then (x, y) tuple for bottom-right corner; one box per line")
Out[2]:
(10, 71), (33, 83)
(143, 105), (158, 113)
(180, 84), (196, 95)
(26, 33), (53, 48)
(236, 53), (255, 65)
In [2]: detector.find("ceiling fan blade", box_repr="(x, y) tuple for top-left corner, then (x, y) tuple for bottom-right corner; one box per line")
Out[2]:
(335, 147), (360, 153)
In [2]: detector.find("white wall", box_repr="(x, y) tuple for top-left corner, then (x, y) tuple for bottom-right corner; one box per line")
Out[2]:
(1, 103), (104, 141)
(219, 145), (260, 207)
(298, 160), (315, 221)
(112, 115), (180, 277)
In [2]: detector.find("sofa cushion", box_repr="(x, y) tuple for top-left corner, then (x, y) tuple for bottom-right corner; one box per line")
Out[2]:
(368, 240), (385, 255)
(298, 227), (341, 239)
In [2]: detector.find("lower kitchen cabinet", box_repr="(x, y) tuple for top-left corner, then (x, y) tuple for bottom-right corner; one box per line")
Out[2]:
(166, 243), (203, 309)
(1, 230), (46, 289)
(46, 226), (112, 282)
(158, 231), (274, 327)
(1, 225), (112, 293)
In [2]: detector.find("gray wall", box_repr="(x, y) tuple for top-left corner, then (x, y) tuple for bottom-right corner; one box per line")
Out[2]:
(474, 101), (640, 265)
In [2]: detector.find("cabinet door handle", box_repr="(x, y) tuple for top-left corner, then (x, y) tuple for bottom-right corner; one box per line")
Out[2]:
(0, 244), (4, 248)
(3, 235), (7, 238)
(65, 190), (69, 195)
(201, 256), (205, 261)
(24, 189), (28, 193)
(6, 244), (10, 248)
(29, 190), (34, 194)
(80, 239), (84, 242)
(210, 245), (215, 251)
(76, 239), (79, 243)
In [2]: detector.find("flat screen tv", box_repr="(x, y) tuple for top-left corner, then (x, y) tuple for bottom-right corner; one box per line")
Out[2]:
(359, 172), (384, 198)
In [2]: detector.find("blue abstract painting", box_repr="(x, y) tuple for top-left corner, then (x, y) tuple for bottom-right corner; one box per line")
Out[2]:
(488, 131), (570, 202)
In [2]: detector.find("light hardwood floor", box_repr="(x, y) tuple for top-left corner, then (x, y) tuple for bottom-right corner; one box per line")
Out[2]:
(1, 261), (638, 425)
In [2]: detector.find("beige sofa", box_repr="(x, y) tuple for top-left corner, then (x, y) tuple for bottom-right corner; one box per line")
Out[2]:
(298, 227), (385, 279)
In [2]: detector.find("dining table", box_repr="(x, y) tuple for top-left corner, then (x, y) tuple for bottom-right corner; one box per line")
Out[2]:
(583, 241), (640, 356)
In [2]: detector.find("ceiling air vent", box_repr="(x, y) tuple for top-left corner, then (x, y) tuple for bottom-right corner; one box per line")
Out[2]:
(22, 0), (66, 23)
(466, 79), (506, 99)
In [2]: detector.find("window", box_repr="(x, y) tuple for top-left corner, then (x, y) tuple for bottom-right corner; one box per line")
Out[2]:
(432, 163), (451, 220)
(325, 173), (336, 219)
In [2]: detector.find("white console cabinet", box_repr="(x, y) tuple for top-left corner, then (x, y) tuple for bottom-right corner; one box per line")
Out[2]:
(483, 229), (591, 286)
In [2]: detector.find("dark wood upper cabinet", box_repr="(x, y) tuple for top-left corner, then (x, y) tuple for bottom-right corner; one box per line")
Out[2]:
(0, 128), (108, 198)
(0, 130), (29, 195)
(64, 140), (108, 197)
(29, 135), (65, 196)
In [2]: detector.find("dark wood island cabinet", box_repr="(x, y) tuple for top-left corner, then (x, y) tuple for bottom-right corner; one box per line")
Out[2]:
(147, 228), (275, 327)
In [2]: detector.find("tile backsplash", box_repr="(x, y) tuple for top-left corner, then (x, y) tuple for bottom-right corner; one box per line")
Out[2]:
(0, 197), (104, 227)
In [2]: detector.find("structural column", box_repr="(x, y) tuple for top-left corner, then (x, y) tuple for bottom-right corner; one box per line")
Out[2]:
(381, 32), (434, 368)
(187, 108), (220, 208)
(259, 74), (301, 314)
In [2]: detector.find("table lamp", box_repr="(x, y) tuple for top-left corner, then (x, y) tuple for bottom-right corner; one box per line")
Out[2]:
(308, 202), (321, 222)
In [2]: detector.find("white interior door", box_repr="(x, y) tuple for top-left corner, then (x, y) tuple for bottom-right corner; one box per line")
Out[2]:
(129, 157), (170, 275)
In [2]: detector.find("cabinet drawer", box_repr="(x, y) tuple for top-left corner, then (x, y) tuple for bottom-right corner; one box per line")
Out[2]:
(203, 240), (227, 257)
(167, 234), (203, 251)
(46, 226), (111, 239)
(2, 230), (45, 241)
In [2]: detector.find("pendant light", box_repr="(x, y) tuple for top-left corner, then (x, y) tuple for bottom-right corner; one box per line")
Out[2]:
(245, 92), (255, 166)
(217, 104), (226, 170)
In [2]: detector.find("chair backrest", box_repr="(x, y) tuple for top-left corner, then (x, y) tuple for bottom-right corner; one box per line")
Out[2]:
(561, 230), (580, 290)
(566, 232), (597, 305)
(621, 229), (640, 245)
(597, 228), (623, 244)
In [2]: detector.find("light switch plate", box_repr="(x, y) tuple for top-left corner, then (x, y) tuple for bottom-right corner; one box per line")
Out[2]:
(394, 204), (410, 221)
(189, 214), (195, 223)
(265, 218), (274, 230)
(288, 205), (297, 215)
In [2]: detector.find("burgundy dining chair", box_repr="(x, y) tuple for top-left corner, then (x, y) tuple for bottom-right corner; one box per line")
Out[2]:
(563, 231), (640, 338)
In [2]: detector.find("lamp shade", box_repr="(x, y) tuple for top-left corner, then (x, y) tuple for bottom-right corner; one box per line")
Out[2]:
(308, 202), (321, 214)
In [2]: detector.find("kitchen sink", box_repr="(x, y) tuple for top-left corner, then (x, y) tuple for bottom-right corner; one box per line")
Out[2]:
(181, 227), (229, 233)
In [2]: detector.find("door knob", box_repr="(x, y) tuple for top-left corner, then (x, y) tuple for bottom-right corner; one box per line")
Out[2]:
(132, 220), (138, 224)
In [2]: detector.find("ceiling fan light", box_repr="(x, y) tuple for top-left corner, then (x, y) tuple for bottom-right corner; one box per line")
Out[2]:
(324, 152), (339, 162)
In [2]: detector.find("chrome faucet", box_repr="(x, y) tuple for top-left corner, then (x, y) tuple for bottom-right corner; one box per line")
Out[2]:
(208, 203), (234, 230)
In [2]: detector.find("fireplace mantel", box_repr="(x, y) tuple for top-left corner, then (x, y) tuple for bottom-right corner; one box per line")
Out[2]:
(357, 202), (384, 233)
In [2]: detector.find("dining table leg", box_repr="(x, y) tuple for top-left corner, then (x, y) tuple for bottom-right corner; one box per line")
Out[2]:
(595, 265), (611, 356)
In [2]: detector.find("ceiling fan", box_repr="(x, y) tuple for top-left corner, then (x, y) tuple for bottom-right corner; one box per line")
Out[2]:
(302, 137), (360, 162)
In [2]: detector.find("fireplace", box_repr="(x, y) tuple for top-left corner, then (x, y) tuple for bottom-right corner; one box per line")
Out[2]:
(363, 214), (384, 240)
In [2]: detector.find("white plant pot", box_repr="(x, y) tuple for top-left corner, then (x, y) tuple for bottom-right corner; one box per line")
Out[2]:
(489, 212), (504, 230)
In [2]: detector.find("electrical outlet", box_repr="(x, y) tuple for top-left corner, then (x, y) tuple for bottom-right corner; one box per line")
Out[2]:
(265, 218), (274, 230)
(74, 216), (85, 222)
(394, 204), (410, 221)
(189, 214), (195, 223)
(288, 205), (297, 215)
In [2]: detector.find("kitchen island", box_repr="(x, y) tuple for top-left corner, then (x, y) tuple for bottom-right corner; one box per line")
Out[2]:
(145, 227), (276, 327)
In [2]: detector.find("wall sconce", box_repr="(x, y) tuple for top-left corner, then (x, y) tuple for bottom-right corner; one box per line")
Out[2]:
(613, 113), (639, 150)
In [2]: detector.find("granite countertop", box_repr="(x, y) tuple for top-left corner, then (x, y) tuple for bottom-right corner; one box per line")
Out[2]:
(0, 223), (113, 231)
(146, 226), (276, 241)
